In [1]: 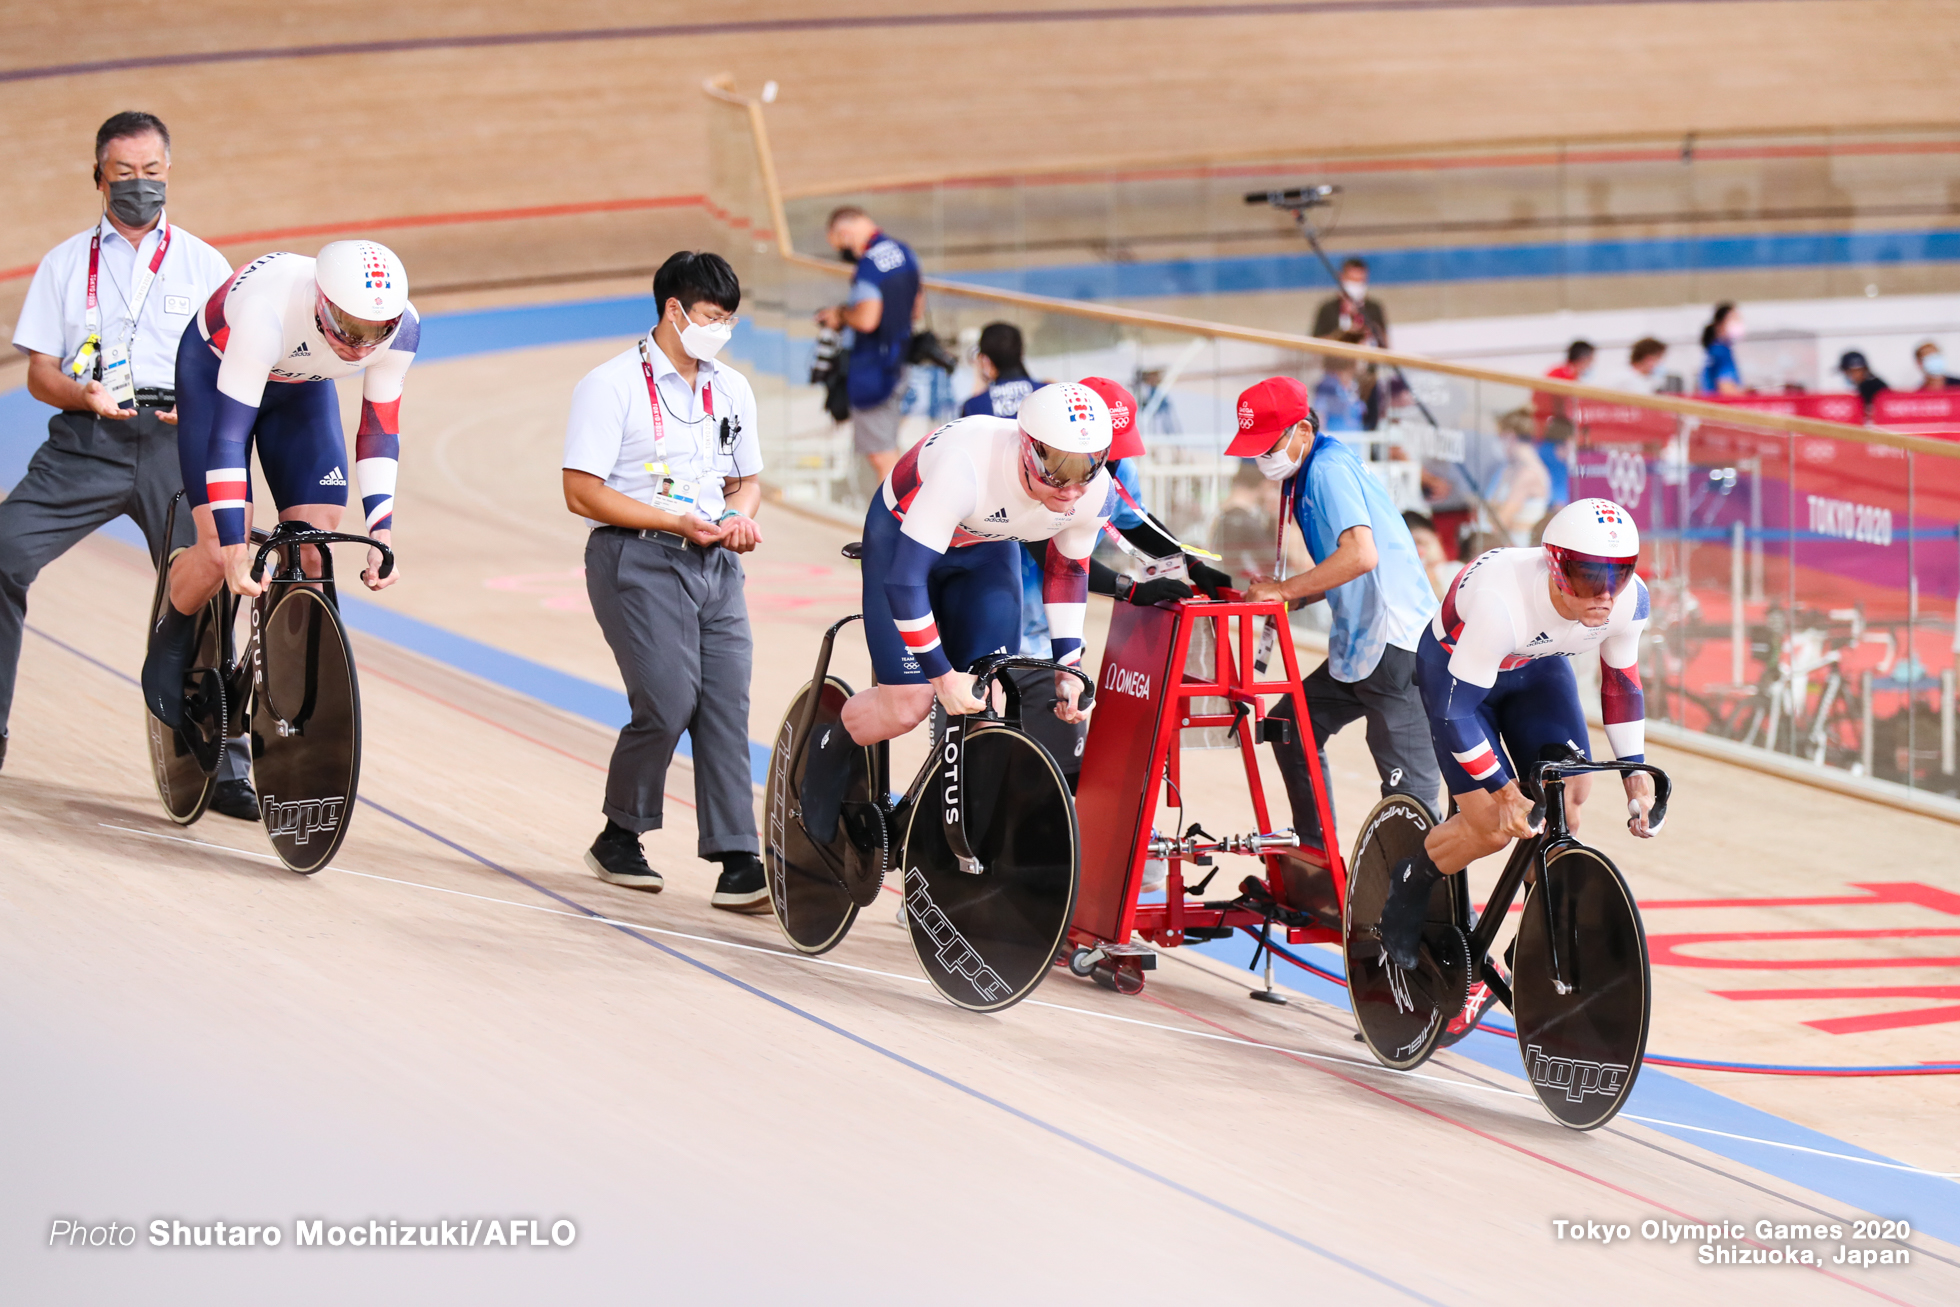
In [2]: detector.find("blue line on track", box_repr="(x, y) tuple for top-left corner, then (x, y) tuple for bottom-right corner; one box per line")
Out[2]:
(358, 796), (1448, 1305)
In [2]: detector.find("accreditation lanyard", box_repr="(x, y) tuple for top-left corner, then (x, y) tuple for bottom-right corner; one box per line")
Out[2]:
(85, 216), (171, 348)
(637, 336), (715, 464)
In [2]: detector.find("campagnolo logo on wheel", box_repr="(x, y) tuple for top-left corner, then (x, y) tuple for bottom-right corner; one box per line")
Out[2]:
(1525, 1043), (1630, 1102)
(1101, 661), (1151, 700)
(903, 865), (1010, 1003)
(262, 794), (345, 845)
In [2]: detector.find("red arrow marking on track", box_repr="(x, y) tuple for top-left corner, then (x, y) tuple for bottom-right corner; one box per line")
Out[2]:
(1713, 985), (1960, 1035)
(1646, 928), (1960, 970)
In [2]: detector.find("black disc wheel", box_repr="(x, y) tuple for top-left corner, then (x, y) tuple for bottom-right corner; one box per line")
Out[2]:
(251, 586), (361, 874)
(899, 721), (1077, 1013)
(1512, 844), (1651, 1130)
(765, 677), (888, 955)
(145, 565), (223, 825)
(1345, 794), (1467, 1070)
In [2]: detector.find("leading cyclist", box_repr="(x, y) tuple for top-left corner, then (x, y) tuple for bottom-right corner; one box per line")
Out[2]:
(142, 240), (416, 728)
(1377, 497), (1661, 971)
(799, 381), (1116, 842)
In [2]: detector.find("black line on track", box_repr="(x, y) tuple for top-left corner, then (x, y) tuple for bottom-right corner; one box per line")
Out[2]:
(359, 795), (1449, 1305)
(1, 1), (1831, 84)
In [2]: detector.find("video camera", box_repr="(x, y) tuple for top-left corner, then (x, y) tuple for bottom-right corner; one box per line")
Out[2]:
(1244, 184), (1341, 210)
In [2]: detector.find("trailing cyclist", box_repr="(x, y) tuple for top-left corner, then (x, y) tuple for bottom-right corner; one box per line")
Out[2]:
(1377, 497), (1662, 971)
(142, 241), (416, 728)
(798, 382), (1117, 842)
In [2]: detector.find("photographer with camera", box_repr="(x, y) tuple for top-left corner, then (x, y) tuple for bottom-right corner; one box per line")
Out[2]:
(816, 207), (922, 482)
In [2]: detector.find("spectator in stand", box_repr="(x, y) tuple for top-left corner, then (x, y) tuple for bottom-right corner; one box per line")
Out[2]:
(1312, 257), (1388, 345)
(1913, 341), (1952, 392)
(1627, 337), (1668, 393)
(1838, 351), (1888, 413)
(1532, 340), (1592, 509)
(1313, 336), (1368, 432)
(1401, 510), (1459, 600)
(1700, 302), (1745, 394)
(816, 207), (921, 482)
(961, 322), (1042, 418)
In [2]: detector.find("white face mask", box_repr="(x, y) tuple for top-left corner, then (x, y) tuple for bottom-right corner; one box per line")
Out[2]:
(674, 304), (734, 362)
(1924, 352), (1948, 378)
(1341, 279), (1367, 301)
(1255, 429), (1307, 481)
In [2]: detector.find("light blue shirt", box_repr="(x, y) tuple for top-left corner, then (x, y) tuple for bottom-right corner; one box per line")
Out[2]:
(1288, 435), (1438, 682)
(12, 216), (233, 391)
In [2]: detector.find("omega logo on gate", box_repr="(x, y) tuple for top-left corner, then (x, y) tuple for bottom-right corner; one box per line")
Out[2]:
(1102, 663), (1152, 700)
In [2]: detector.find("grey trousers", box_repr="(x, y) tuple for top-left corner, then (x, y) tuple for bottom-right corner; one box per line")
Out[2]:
(0, 409), (246, 780)
(1267, 643), (1441, 846)
(585, 528), (757, 857)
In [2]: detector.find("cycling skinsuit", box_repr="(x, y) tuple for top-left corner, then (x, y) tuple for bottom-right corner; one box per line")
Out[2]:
(1417, 546), (1648, 795)
(176, 251), (419, 547)
(861, 415), (1112, 685)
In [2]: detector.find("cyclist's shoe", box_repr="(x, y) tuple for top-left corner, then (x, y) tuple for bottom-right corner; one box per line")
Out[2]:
(142, 601), (200, 729)
(710, 853), (772, 914)
(1379, 853), (1442, 971)
(584, 821), (663, 891)
(209, 780), (261, 822)
(798, 722), (860, 846)
(0, 731), (7, 773)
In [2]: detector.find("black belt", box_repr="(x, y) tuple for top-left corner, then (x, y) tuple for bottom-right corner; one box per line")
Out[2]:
(598, 524), (713, 553)
(134, 387), (176, 409)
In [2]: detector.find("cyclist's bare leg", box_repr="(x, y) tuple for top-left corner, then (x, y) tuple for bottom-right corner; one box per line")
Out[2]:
(166, 504), (235, 616)
(278, 502), (345, 584)
(1424, 771), (1596, 872)
(840, 683), (935, 745)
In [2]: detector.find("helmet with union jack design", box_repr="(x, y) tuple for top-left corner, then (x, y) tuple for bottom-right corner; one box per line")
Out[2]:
(1016, 380), (1112, 487)
(1542, 497), (1640, 599)
(314, 239), (408, 354)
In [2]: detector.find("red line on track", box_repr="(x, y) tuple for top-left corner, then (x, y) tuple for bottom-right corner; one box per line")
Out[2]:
(1134, 989), (1922, 1306)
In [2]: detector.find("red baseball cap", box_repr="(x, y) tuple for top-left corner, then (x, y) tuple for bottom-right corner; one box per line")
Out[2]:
(1077, 376), (1143, 460)
(1226, 376), (1312, 457)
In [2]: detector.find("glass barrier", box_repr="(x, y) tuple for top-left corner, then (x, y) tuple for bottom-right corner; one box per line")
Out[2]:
(706, 85), (1960, 805)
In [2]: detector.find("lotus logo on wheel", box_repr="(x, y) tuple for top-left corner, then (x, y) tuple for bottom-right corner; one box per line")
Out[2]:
(263, 793), (344, 845)
(1525, 1043), (1630, 1102)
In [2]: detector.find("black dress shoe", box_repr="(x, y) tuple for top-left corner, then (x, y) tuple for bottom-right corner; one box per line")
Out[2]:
(209, 780), (260, 821)
(710, 854), (772, 914)
(142, 603), (200, 729)
(584, 822), (663, 891)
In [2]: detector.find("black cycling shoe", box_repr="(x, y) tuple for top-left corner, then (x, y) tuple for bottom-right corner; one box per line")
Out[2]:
(797, 722), (860, 846)
(209, 780), (261, 822)
(583, 821), (663, 891)
(1379, 854), (1442, 971)
(0, 732), (8, 773)
(141, 602), (200, 729)
(710, 853), (772, 914)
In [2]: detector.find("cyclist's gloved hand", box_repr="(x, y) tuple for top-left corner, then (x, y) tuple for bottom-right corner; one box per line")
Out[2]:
(1186, 558), (1233, 597)
(1124, 575), (1193, 607)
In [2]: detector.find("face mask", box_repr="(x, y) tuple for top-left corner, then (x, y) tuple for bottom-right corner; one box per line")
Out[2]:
(675, 305), (733, 362)
(107, 178), (166, 226)
(1924, 352), (1948, 378)
(837, 246), (858, 265)
(1255, 429), (1306, 481)
(1725, 321), (1746, 342)
(1341, 279), (1366, 301)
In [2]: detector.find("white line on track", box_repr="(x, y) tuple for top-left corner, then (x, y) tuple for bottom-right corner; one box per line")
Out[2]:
(97, 820), (1960, 1184)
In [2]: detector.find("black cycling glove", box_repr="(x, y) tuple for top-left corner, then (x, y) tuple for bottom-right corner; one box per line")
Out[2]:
(1186, 558), (1233, 597)
(1124, 575), (1195, 606)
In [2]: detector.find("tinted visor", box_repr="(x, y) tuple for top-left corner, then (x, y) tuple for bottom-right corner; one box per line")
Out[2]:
(1546, 544), (1637, 599)
(318, 290), (401, 350)
(1023, 436), (1109, 488)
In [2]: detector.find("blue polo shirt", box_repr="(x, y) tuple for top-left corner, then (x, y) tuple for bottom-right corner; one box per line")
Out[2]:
(1288, 435), (1437, 682)
(846, 231), (920, 409)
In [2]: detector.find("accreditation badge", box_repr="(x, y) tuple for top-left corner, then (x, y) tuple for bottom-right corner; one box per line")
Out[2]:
(643, 462), (701, 518)
(100, 341), (138, 410)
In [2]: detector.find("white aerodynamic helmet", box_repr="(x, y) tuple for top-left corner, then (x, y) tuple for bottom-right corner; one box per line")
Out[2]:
(1542, 497), (1640, 598)
(314, 240), (408, 350)
(1016, 381), (1112, 487)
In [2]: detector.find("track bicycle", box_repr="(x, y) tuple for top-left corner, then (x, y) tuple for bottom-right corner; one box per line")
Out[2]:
(1344, 750), (1672, 1130)
(764, 593), (1093, 1013)
(145, 492), (393, 874)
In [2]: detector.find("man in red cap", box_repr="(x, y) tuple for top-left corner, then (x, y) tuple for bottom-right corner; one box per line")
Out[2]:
(1228, 375), (1441, 846)
(1009, 375), (1230, 789)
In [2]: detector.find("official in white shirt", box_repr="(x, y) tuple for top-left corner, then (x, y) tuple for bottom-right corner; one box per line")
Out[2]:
(562, 251), (769, 911)
(1, 112), (252, 810)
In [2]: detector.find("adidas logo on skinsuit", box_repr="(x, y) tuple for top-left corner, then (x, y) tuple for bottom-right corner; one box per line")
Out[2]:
(984, 508), (1009, 523)
(288, 342), (310, 358)
(320, 466), (346, 487)
(1526, 631), (1553, 646)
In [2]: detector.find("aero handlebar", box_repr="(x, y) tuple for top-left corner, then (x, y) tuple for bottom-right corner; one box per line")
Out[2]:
(250, 528), (396, 584)
(1527, 751), (1672, 834)
(967, 653), (1096, 712)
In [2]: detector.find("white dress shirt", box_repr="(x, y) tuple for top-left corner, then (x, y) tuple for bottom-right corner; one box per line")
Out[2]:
(11, 215), (233, 391)
(562, 336), (763, 528)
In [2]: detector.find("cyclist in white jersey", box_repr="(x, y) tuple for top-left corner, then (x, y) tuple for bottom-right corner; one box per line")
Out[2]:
(799, 383), (1115, 842)
(1377, 497), (1661, 970)
(142, 240), (416, 727)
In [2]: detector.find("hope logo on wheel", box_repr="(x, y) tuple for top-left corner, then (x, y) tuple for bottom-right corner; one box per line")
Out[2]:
(263, 793), (345, 845)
